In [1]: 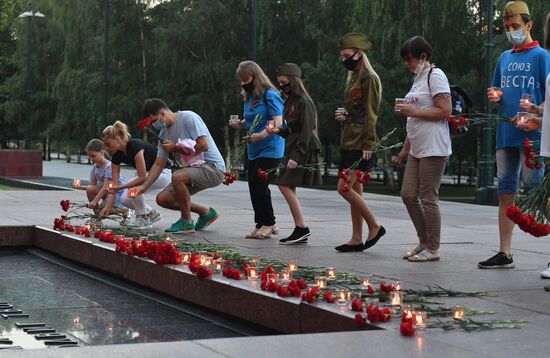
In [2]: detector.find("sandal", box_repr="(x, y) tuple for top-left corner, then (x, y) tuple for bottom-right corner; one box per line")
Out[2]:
(245, 227), (260, 239)
(408, 251), (440, 262)
(255, 225), (278, 239)
(403, 246), (424, 259)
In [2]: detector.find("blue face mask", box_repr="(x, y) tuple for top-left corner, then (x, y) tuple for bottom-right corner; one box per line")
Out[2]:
(506, 27), (527, 46)
(152, 119), (165, 130)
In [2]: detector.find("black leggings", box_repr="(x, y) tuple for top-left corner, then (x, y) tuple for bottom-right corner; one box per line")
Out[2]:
(247, 157), (281, 227)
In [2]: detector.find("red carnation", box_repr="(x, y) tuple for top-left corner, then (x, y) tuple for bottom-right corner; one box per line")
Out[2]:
(355, 313), (366, 327)
(137, 117), (151, 131)
(351, 299), (363, 312)
(400, 320), (415, 336)
(367, 285), (375, 294)
(197, 266), (212, 279)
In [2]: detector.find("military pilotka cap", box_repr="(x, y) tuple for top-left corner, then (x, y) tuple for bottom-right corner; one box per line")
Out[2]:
(276, 63), (302, 78)
(504, 1), (530, 17)
(339, 32), (372, 52)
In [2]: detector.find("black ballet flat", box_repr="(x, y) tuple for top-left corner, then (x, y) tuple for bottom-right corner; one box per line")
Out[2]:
(335, 243), (366, 252)
(363, 226), (386, 250)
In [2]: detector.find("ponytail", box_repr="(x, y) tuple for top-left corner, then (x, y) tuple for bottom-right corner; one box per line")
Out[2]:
(102, 121), (131, 142)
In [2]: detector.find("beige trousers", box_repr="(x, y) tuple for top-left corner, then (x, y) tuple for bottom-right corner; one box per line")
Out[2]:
(400, 155), (448, 251)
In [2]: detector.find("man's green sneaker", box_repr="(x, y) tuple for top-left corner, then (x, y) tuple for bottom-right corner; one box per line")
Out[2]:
(165, 218), (195, 233)
(195, 208), (219, 231)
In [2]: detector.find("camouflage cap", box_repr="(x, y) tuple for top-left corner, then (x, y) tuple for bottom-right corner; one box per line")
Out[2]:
(339, 32), (372, 52)
(276, 63), (302, 78)
(504, 1), (530, 17)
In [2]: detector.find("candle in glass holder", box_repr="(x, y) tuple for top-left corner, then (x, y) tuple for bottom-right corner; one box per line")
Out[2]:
(164, 232), (172, 241)
(360, 276), (371, 290)
(281, 269), (291, 282)
(413, 311), (427, 330)
(337, 289), (348, 306)
(108, 182), (114, 189)
(288, 260), (298, 272)
(203, 256), (213, 267)
(213, 259), (223, 271)
(520, 93), (534, 107)
(250, 257), (260, 267)
(73, 315), (81, 325)
(393, 281), (401, 291)
(267, 120), (275, 129)
(266, 272), (277, 284)
(72, 178), (81, 188)
(517, 111), (529, 125)
(199, 254), (206, 265)
(181, 252), (191, 264)
(489, 87), (503, 98)
(402, 304), (414, 320)
(247, 267), (258, 280)
(314, 276), (328, 288)
(389, 291), (403, 307)
(452, 305), (465, 320)
(128, 187), (139, 198)
(326, 267), (337, 280)
(85, 223), (91, 232)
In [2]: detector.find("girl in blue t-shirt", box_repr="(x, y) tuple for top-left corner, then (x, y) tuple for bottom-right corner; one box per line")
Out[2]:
(72, 139), (131, 225)
(230, 61), (285, 238)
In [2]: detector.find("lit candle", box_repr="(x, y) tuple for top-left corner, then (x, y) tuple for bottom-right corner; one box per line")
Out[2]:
(164, 232), (172, 241)
(73, 315), (81, 324)
(389, 291), (403, 307)
(281, 269), (291, 282)
(181, 252), (191, 264)
(267, 120), (275, 129)
(360, 276), (370, 290)
(337, 289), (348, 306)
(402, 304), (414, 320)
(314, 276), (327, 288)
(326, 267), (337, 280)
(288, 260), (298, 272)
(413, 311), (427, 330)
(85, 224), (91, 232)
(73, 178), (81, 188)
(108, 182), (114, 189)
(393, 281), (401, 291)
(128, 188), (139, 198)
(199, 254), (206, 265)
(266, 273), (277, 285)
(247, 267), (258, 280)
(452, 305), (465, 320)
(250, 257), (260, 267)
(203, 256), (213, 267)
(213, 259), (223, 271)
(517, 111), (529, 124)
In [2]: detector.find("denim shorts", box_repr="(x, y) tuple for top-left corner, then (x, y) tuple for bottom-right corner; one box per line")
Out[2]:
(496, 147), (544, 195)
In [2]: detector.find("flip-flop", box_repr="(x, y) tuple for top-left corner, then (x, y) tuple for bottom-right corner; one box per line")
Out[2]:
(403, 246), (424, 259)
(408, 251), (440, 262)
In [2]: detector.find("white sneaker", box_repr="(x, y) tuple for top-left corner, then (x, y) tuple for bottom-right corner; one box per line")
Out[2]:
(148, 209), (162, 224)
(120, 209), (134, 226)
(127, 216), (152, 229)
(541, 263), (550, 279)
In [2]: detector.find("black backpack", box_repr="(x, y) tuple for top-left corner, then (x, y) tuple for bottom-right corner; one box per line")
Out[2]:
(427, 67), (473, 138)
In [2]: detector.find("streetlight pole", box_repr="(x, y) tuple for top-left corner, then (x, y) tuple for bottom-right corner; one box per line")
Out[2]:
(103, 0), (110, 128)
(18, 0), (44, 150)
(476, 0), (495, 204)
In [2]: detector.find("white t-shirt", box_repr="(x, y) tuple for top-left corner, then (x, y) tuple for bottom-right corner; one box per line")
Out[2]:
(405, 66), (452, 158)
(540, 74), (550, 157)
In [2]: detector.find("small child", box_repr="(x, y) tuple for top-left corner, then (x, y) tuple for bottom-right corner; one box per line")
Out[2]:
(72, 139), (132, 225)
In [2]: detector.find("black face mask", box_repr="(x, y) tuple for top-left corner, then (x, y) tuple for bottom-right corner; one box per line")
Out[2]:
(342, 52), (359, 71)
(279, 83), (291, 94)
(241, 82), (255, 92)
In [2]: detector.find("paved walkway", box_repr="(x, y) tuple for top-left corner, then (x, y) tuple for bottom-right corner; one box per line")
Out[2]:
(1, 160), (549, 357)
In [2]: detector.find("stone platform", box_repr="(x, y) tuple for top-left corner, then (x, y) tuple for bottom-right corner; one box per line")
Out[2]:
(0, 160), (550, 357)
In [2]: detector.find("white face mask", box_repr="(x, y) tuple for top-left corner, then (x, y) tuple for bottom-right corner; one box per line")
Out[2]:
(413, 59), (426, 75)
(506, 27), (527, 46)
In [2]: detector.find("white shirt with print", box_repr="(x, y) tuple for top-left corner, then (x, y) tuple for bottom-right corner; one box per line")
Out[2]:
(540, 74), (550, 157)
(405, 66), (452, 158)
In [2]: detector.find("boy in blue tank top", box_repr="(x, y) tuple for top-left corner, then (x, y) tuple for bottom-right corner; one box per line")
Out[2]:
(478, 1), (550, 270)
